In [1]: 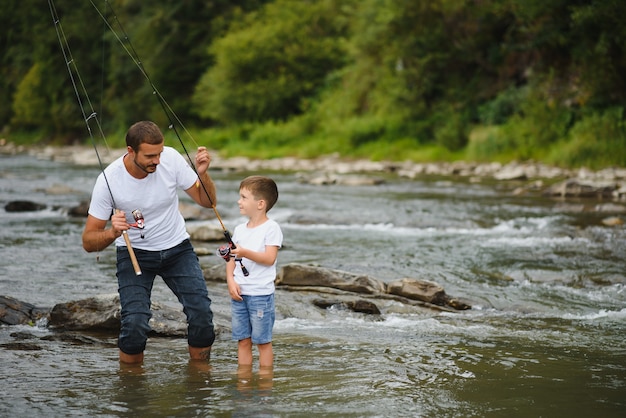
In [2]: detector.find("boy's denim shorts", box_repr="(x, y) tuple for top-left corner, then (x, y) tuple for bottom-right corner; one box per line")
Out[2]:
(231, 294), (275, 345)
(116, 239), (215, 354)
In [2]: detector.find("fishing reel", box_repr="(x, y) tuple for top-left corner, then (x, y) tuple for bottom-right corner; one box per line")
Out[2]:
(217, 244), (233, 261)
(216, 243), (249, 276)
(131, 209), (145, 239)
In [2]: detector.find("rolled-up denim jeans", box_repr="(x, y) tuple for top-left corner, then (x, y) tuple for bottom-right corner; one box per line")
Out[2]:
(116, 239), (215, 354)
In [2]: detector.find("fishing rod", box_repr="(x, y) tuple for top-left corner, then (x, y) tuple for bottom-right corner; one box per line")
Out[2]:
(48, 0), (142, 275)
(87, 0), (248, 274)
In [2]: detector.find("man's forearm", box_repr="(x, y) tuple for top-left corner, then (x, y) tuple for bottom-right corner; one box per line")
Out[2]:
(196, 172), (217, 207)
(82, 228), (119, 252)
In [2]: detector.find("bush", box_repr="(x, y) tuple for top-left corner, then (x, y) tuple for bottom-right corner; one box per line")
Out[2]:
(465, 125), (515, 162)
(478, 86), (526, 125)
(547, 107), (626, 168)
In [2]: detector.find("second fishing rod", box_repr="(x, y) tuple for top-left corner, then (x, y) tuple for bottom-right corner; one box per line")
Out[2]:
(87, 0), (247, 273)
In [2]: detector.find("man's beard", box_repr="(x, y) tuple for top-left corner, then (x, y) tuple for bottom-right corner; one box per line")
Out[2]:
(133, 157), (157, 174)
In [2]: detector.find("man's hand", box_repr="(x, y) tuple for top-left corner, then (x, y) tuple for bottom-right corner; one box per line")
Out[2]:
(111, 210), (130, 237)
(195, 146), (212, 174)
(186, 146), (217, 208)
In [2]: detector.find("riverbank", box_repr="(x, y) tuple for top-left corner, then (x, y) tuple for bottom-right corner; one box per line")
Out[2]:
(3, 141), (626, 202)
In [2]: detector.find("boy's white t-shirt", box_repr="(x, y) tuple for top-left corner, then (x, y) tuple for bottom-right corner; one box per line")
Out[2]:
(232, 219), (283, 296)
(88, 146), (198, 251)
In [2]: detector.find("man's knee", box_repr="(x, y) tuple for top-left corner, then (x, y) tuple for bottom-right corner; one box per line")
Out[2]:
(119, 312), (151, 354)
(188, 324), (216, 348)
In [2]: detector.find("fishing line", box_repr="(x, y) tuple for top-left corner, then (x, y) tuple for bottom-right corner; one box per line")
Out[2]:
(49, 0), (142, 275)
(57, 0), (245, 271)
(98, 0), (108, 126)
(89, 0), (242, 256)
(88, 0), (231, 233)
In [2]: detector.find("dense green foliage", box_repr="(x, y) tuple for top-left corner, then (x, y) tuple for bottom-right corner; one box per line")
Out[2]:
(1, 0), (625, 168)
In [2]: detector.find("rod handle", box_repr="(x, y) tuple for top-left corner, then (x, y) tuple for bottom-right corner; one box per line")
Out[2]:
(122, 230), (142, 276)
(224, 230), (236, 249)
(116, 209), (141, 275)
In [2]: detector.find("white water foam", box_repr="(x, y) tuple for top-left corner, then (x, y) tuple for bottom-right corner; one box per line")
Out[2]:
(561, 307), (626, 321)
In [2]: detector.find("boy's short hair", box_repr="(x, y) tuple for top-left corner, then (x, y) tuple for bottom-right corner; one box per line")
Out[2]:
(126, 121), (164, 152)
(240, 176), (279, 212)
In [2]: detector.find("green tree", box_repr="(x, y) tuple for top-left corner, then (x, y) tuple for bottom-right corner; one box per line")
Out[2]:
(3, 0), (270, 138)
(311, 0), (512, 150)
(568, 0), (626, 106)
(193, 0), (352, 124)
(2, 0), (625, 168)
(102, 0), (272, 130)
(2, 0), (66, 134)
(11, 63), (48, 128)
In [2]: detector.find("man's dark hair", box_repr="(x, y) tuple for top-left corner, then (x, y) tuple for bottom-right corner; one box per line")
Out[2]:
(126, 121), (164, 152)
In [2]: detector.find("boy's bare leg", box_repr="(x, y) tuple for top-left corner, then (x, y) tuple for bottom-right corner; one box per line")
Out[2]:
(237, 338), (253, 366)
(236, 364), (253, 390)
(258, 342), (273, 367)
(258, 365), (274, 390)
(188, 345), (212, 361)
(119, 350), (144, 364)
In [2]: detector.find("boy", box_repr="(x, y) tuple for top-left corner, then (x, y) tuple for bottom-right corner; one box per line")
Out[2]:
(226, 176), (283, 367)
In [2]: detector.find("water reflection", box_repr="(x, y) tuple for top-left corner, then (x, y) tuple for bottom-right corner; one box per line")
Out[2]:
(233, 364), (274, 417)
(113, 359), (217, 416)
(112, 355), (276, 416)
(114, 363), (150, 416)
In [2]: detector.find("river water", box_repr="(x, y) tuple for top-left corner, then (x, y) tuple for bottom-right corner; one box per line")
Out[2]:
(1, 152), (625, 417)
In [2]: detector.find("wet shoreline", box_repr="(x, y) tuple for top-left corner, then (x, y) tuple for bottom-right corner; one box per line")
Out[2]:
(3, 141), (625, 182)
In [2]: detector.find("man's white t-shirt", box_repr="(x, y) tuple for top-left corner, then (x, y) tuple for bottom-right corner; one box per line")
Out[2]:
(232, 219), (283, 296)
(88, 146), (198, 251)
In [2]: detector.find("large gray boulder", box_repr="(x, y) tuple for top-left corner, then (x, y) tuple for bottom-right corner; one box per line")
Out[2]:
(543, 179), (617, 198)
(275, 263), (471, 311)
(276, 263), (387, 294)
(186, 221), (225, 241)
(0, 295), (50, 325)
(47, 294), (228, 338)
(4, 200), (46, 212)
(49, 294), (122, 331)
(386, 278), (448, 305)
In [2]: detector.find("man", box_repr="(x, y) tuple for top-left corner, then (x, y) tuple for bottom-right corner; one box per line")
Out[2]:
(82, 120), (216, 364)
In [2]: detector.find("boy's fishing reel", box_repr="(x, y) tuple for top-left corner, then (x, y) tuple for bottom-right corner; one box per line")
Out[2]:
(216, 243), (249, 276)
(217, 244), (233, 261)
